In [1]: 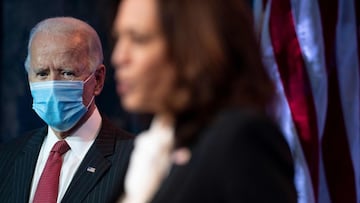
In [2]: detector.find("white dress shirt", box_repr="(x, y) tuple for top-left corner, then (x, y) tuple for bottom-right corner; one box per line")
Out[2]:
(29, 108), (102, 203)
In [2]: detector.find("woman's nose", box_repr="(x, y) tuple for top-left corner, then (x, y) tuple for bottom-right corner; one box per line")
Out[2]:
(112, 40), (130, 70)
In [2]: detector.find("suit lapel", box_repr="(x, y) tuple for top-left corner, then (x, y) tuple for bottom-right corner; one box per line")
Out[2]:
(61, 119), (116, 202)
(13, 128), (47, 203)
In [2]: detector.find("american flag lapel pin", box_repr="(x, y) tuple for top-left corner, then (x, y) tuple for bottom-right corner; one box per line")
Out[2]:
(87, 166), (96, 173)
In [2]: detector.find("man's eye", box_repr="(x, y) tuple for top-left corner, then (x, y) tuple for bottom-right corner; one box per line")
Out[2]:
(62, 71), (75, 78)
(63, 71), (74, 76)
(37, 72), (48, 77)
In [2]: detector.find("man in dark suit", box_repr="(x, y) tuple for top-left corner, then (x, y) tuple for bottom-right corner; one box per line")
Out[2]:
(0, 17), (133, 203)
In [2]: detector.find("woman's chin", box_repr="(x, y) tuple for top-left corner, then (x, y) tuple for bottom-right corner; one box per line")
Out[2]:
(121, 98), (150, 114)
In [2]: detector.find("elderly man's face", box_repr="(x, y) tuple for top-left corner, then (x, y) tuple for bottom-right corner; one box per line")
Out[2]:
(28, 32), (93, 82)
(28, 31), (99, 107)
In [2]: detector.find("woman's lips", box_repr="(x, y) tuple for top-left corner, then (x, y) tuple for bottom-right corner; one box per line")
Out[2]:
(116, 81), (131, 96)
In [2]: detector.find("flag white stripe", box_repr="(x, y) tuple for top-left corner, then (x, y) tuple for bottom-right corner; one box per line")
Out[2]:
(253, 0), (265, 38)
(336, 0), (360, 201)
(290, 0), (331, 202)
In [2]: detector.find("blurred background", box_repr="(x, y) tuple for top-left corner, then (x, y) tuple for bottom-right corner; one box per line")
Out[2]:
(1, 0), (153, 143)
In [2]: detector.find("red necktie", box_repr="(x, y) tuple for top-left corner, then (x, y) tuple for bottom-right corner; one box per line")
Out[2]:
(33, 140), (70, 203)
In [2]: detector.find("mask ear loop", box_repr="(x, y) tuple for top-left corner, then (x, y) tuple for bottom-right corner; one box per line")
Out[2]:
(83, 71), (96, 110)
(83, 71), (96, 83)
(86, 96), (95, 109)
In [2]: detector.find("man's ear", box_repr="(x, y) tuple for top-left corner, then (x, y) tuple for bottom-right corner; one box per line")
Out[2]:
(94, 64), (106, 96)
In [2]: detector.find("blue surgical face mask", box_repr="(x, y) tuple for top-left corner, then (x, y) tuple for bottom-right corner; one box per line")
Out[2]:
(29, 74), (94, 132)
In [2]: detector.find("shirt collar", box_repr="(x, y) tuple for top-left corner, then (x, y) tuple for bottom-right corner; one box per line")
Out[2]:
(45, 107), (102, 159)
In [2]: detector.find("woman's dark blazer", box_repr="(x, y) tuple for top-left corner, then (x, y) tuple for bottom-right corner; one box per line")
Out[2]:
(152, 108), (297, 203)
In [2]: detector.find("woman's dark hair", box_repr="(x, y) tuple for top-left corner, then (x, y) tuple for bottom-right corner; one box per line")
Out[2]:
(157, 0), (275, 148)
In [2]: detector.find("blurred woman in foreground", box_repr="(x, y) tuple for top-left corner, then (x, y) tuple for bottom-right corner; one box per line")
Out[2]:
(112, 0), (297, 202)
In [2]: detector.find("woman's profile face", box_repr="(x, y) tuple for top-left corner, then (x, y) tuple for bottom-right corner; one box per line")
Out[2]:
(112, 0), (175, 114)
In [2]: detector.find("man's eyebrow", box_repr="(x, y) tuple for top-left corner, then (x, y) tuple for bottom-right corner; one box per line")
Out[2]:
(32, 67), (49, 72)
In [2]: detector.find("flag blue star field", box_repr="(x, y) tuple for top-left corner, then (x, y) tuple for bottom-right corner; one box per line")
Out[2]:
(254, 0), (360, 202)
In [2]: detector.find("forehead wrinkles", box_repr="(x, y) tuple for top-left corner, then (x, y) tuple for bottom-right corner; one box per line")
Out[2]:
(31, 32), (89, 67)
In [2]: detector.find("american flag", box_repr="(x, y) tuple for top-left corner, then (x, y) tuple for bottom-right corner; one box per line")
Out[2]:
(253, 0), (360, 202)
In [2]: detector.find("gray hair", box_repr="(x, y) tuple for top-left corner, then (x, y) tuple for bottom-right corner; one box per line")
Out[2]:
(24, 17), (103, 72)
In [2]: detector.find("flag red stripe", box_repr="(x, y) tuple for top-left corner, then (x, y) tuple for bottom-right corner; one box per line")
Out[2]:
(318, 0), (357, 202)
(269, 0), (319, 200)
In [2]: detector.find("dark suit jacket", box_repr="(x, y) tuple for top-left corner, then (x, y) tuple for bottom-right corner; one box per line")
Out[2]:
(0, 117), (134, 203)
(152, 109), (297, 203)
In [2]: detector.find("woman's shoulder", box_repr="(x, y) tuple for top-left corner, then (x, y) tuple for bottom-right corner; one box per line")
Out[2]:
(195, 107), (290, 160)
(204, 108), (280, 137)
